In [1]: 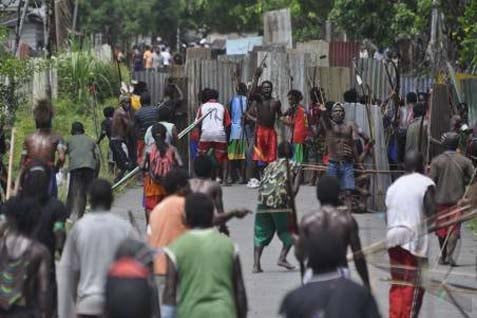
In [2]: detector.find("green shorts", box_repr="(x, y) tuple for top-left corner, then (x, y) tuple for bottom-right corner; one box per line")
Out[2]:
(228, 139), (247, 160)
(293, 143), (305, 163)
(254, 204), (293, 247)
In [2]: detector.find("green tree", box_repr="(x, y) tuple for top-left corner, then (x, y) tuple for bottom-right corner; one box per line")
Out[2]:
(0, 27), (37, 125)
(458, 0), (477, 67)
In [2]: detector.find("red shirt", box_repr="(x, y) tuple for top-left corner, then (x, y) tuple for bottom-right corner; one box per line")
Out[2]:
(292, 105), (307, 144)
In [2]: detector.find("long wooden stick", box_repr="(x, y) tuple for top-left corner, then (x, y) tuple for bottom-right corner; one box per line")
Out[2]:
(6, 128), (15, 199)
(348, 208), (477, 260)
(177, 108), (215, 140)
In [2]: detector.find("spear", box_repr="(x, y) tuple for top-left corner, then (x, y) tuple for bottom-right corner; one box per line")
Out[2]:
(284, 53), (304, 281)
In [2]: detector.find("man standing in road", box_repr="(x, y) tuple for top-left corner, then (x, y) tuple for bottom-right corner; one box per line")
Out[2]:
(227, 82), (248, 184)
(58, 179), (137, 318)
(134, 92), (159, 167)
(296, 176), (371, 288)
(430, 132), (474, 266)
(282, 89), (308, 164)
(253, 142), (300, 273)
(21, 99), (66, 197)
(111, 95), (135, 182)
(66, 122), (100, 221)
(385, 151), (435, 318)
(246, 69), (282, 167)
(162, 193), (248, 318)
(321, 102), (362, 208)
(280, 228), (380, 318)
(196, 89), (231, 182)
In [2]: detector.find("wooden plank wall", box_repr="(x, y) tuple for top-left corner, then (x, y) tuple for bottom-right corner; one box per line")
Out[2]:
(308, 66), (351, 103)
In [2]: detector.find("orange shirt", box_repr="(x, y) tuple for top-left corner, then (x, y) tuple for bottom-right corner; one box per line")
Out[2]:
(148, 195), (187, 275)
(143, 50), (153, 69)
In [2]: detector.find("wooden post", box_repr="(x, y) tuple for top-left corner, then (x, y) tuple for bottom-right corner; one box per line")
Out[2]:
(6, 128), (16, 200)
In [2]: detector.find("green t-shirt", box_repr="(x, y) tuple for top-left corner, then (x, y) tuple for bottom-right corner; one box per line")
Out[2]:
(165, 229), (237, 318)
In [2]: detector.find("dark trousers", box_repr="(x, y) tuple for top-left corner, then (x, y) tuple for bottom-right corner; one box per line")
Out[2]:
(67, 168), (95, 221)
(110, 140), (130, 171)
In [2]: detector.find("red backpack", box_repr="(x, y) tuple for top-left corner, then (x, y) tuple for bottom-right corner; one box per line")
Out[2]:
(148, 145), (175, 182)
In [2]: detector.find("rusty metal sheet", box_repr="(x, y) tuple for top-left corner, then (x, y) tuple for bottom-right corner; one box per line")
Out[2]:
(329, 41), (360, 68)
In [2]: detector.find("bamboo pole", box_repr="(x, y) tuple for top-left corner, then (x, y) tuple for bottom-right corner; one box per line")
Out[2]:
(6, 128), (15, 199)
(348, 208), (477, 261)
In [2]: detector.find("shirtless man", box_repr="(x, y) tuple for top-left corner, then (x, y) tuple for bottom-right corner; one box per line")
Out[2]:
(111, 95), (134, 182)
(0, 197), (51, 317)
(246, 68), (282, 166)
(189, 155), (250, 235)
(296, 176), (370, 288)
(321, 102), (363, 208)
(21, 99), (66, 197)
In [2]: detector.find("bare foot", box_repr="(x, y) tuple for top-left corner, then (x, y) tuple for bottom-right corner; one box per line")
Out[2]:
(252, 265), (263, 273)
(277, 260), (296, 270)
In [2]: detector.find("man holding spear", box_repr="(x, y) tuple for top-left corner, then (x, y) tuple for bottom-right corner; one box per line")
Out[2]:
(246, 68), (282, 168)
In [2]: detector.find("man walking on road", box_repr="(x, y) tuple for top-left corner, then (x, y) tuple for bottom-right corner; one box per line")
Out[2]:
(196, 88), (231, 182)
(134, 92), (159, 166)
(280, 228), (380, 318)
(58, 179), (137, 318)
(253, 142), (300, 273)
(111, 96), (135, 182)
(385, 151), (435, 318)
(190, 155), (251, 235)
(66, 122), (100, 221)
(296, 176), (370, 288)
(162, 193), (248, 318)
(429, 132), (474, 266)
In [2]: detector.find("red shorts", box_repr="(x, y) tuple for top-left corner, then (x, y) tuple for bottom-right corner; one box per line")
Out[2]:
(435, 203), (460, 238)
(198, 141), (227, 164)
(253, 125), (277, 163)
(136, 140), (145, 166)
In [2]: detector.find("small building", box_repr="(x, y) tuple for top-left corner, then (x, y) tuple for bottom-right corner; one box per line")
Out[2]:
(0, 0), (45, 57)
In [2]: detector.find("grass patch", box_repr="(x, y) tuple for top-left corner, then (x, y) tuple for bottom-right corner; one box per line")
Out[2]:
(11, 96), (118, 200)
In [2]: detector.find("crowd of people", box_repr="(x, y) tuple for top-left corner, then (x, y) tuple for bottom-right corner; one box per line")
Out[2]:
(0, 56), (475, 318)
(130, 42), (180, 72)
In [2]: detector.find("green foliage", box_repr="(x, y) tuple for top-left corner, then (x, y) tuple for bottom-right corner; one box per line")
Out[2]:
(77, 0), (333, 45)
(458, 0), (477, 67)
(12, 96), (116, 181)
(56, 45), (120, 107)
(0, 27), (40, 125)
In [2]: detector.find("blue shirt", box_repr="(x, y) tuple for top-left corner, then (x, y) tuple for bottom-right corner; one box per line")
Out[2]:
(229, 95), (247, 140)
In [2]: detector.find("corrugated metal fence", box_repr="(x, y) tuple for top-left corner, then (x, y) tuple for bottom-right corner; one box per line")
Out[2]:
(462, 78), (477, 127)
(329, 41), (360, 68)
(400, 75), (433, 96)
(132, 71), (171, 105)
(352, 58), (392, 101)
